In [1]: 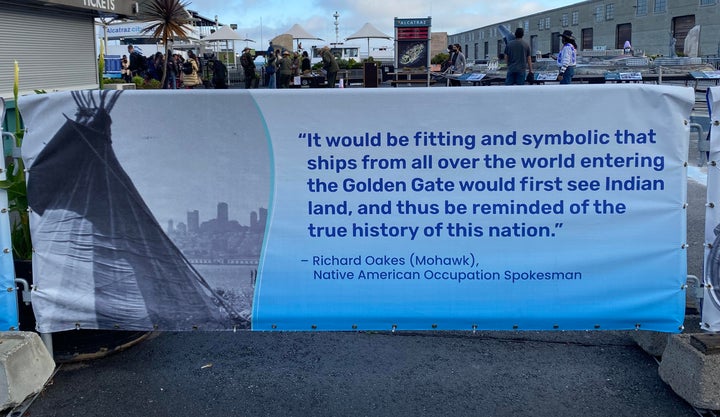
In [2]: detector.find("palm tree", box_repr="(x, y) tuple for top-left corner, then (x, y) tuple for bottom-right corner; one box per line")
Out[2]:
(140, 0), (193, 87)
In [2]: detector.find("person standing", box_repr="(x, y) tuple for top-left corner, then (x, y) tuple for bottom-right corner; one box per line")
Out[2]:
(182, 50), (202, 89)
(265, 49), (278, 89)
(278, 50), (293, 88)
(449, 44), (465, 87)
(127, 45), (146, 78)
(211, 56), (228, 89)
(441, 45), (453, 73)
(556, 30), (577, 84)
(164, 50), (178, 89)
(301, 51), (311, 74)
(120, 55), (131, 82)
(504, 28), (532, 85)
(240, 47), (257, 89)
(320, 46), (339, 88)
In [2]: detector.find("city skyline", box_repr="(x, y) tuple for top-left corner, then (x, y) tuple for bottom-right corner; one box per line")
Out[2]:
(166, 202), (267, 234)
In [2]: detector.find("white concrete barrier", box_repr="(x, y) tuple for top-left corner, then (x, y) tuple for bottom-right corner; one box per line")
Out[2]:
(0, 332), (55, 410)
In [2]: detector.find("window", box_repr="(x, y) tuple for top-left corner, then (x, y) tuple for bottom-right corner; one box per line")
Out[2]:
(606, 4), (615, 20)
(572, 11), (579, 25)
(595, 6), (604, 22)
(582, 27), (594, 51)
(654, 0), (666, 12)
(539, 18), (545, 30)
(524, 20), (529, 32)
(636, 0), (648, 15)
(545, 17), (551, 28)
(700, 0), (715, 5)
(562, 14), (568, 27)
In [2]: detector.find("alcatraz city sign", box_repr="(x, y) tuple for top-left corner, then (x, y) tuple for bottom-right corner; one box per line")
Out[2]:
(38, 0), (139, 16)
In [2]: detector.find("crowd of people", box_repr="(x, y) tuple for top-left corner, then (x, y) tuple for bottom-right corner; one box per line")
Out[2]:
(259, 42), (337, 89)
(118, 32), (579, 90)
(121, 44), (228, 89)
(119, 42), (341, 90)
(442, 28), (577, 86)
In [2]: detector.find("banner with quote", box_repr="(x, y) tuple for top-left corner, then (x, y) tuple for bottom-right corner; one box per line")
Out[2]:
(18, 85), (693, 333)
(703, 87), (720, 330)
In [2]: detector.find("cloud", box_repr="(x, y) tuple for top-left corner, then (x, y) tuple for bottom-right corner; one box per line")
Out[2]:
(185, 0), (575, 47)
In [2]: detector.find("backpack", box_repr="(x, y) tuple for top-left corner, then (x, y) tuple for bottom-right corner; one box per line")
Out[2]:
(132, 52), (147, 71)
(265, 57), (276, 74)
(240, 54), (252, 70)
(182, 60), (194, 75)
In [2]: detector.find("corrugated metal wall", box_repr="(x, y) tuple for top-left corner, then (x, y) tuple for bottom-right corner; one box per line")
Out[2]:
(0, 1), (98, 99)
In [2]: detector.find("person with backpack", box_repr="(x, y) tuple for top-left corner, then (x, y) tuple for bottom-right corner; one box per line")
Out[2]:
(265, 49), (278, 89)
(182, 50), (202, 88)
(211, 57), (228, 89)
(127, 44), (147, 78)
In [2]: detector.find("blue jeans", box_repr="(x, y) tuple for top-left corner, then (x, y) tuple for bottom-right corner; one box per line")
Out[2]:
(267, 73), (276, 89)
(165, 73), (177, 89)
(560, 66), (575, 84)
(505, 71), (526, 85)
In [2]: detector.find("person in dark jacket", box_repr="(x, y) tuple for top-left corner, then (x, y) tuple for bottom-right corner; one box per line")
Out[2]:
(278, 50), (293, 88)
(320, 46), (339, 88)
(301, 51), (311, 73)
(210, 57), (228, 89)
(127, 45), (146, 78)
(240, 47), (257, 89)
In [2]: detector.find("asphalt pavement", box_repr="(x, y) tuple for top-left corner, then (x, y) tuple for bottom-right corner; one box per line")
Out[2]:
(18, 329), (702, 417)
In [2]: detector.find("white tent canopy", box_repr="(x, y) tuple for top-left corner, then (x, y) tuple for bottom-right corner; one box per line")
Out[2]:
(284, 23), (323, 41)
(345, 23), (392, 59)
(203, 25), (254, 67)
(283, 23), (323, 50)
(204, 25), (253, 42)
(346, 23), (391, 41)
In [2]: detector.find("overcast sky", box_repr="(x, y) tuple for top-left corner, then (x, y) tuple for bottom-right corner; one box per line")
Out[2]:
(186, 0), (579, 50)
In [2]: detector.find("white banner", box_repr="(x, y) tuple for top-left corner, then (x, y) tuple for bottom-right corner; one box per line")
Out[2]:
(19, 85), (693, 332)
(703, 87), (720, 330)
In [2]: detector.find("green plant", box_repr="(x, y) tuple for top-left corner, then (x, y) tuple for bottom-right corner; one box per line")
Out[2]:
(145, 79), (162, 89)
(98, 43), (105, 90)
(347, 58), (363, 69)
(0, 61), (31, 260)
(132, 75), (145, 88)
(432, 53), (449, 65)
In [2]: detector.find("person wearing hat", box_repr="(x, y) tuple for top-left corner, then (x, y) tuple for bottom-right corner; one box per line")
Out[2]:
(240, 47), (257, 89)
(556, 30), (577, 84)
(320, 46), (339, 88)
(278, 50), (294, 88)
